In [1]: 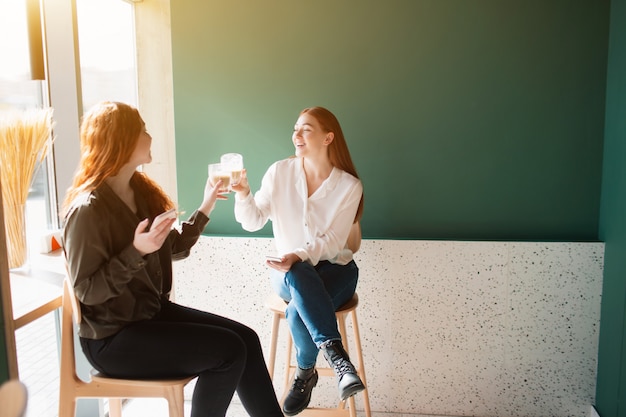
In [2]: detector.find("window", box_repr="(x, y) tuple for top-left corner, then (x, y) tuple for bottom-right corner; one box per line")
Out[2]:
(1, 1), (157, 413)
(77, 0), (138, 111)
(0, 0), (34, 82)
(1, 0), (139, 260)
(0, 0), (53, 254)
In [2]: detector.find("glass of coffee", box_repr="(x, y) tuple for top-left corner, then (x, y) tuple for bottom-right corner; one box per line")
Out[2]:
(220, 153), (244, 189)
(208, 162), (230, 193)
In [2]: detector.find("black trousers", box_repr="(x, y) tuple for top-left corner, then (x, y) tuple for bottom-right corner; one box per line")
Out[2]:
(80, 300), (282, 417)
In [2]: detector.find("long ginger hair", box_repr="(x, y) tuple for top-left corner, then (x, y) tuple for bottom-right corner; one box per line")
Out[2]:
(63, 101), (173, 218)
(300, 106), (363, 222)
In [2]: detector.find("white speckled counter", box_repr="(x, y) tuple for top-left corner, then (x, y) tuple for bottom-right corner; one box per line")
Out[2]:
(173, 237), (603, 417)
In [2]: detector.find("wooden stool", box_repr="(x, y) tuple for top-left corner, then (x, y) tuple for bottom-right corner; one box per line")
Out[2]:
(265, 293), (371, 417)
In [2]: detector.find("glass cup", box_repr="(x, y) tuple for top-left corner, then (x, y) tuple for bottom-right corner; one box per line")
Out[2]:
(220, 153), (244, 189)
(208, 162), (230, 193)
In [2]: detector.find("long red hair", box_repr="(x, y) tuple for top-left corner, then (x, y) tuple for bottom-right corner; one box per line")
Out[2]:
(63, 101), (173, 218)
(300, 106), (363, 222)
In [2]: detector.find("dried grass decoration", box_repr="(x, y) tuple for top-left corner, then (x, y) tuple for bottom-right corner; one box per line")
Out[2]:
(0, 108), (54, 268)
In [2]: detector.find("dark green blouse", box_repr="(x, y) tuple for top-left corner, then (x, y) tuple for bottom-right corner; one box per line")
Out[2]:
(63, 182), (209, 339)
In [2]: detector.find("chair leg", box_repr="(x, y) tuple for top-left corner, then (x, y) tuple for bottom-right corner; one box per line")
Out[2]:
(166, 386), (186, 417)
(108, 398), (123, 417)
(58, 395), (77, 417)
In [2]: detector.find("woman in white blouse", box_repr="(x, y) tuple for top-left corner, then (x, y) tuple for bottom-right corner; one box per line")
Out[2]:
(233, 107), (365, 416)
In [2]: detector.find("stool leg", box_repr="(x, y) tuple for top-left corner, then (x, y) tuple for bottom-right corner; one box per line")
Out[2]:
(335, 312), (350, 412)
(283, 330), (295, 397)
(347, 395), (357, 417)
(268, 312), (281, 379)
(350, 310), (371, 417)
(337, 312), (350, 353)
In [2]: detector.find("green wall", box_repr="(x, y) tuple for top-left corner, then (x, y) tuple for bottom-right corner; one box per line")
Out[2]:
(597, 0), (626, 415)
(170, 0), (609, 240)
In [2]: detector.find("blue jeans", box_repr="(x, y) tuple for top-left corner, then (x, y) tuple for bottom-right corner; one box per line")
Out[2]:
(270, 260), (359, 369)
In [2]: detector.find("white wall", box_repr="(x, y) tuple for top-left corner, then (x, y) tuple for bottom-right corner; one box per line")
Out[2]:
(173, 237), (604, 417)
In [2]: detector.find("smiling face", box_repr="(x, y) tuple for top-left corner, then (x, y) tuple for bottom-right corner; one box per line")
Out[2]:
(292, 113), (334, 158)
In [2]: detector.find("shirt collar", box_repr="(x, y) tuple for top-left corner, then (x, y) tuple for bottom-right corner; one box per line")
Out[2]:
(295, 158), (340, 200)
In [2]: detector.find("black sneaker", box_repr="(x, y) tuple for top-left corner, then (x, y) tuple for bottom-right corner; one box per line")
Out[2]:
(282, 369), (319, 416)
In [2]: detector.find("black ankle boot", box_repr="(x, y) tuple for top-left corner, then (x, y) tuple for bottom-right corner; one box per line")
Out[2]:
(321, 340), (365, 401)
(282, 367), (318, 416)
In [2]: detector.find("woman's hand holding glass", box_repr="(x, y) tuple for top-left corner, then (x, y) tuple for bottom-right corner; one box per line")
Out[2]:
(230, 169), (251, 198)
(199, 176), (229, 217)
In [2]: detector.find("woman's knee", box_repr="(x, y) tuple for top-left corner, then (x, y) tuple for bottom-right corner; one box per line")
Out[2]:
(238, 322), (262, 348)
(270, 270), (291, 301)
(202, 332), (248, 373)
(285, 261), (317, 285)
(289, 261), (313, 274)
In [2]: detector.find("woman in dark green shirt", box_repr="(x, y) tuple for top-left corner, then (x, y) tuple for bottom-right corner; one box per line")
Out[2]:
(63, 101), (283, 417)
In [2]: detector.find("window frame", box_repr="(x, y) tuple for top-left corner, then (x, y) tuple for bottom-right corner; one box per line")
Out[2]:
(43, 0), (177, 227)
(1, 0), (176, 383)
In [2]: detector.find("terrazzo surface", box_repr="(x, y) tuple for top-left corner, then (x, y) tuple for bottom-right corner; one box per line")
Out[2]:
(13, 237), (602, 417)
(172, 237), (604, 417)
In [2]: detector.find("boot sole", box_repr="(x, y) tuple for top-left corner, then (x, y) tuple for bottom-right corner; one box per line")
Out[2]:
(340, 381), (365, 402)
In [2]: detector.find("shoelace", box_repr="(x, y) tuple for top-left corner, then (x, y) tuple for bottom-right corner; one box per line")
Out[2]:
(291, 377), (309, 393)
(330, 358), (356, 377)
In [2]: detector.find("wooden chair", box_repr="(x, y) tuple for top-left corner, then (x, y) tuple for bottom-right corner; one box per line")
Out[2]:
(0, 379), (28, 417)
(58, 277), (195, 417)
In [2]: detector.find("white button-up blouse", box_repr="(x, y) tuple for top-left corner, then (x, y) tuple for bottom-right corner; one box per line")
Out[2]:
(234, 157), (363, 266)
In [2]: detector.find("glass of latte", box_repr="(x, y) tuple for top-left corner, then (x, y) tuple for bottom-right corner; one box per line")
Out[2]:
(220, 153), (244, 190)
(208, 162), (230, 193)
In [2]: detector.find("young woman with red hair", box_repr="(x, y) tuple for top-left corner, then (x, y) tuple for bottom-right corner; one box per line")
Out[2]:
(63, 101), (283, 417)
(233, 106), (365, 416)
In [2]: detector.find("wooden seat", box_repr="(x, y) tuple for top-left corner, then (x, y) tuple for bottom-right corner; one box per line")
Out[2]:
(0, 379), (28, 417)
(59, 278), (195, 417)
(265, 292), (371, 417)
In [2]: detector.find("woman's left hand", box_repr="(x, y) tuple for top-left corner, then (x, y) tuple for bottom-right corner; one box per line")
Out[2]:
(133, 217), (175, 256)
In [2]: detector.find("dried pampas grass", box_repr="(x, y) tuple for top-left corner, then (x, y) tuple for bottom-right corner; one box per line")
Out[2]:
(0, 108), (55, 268)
